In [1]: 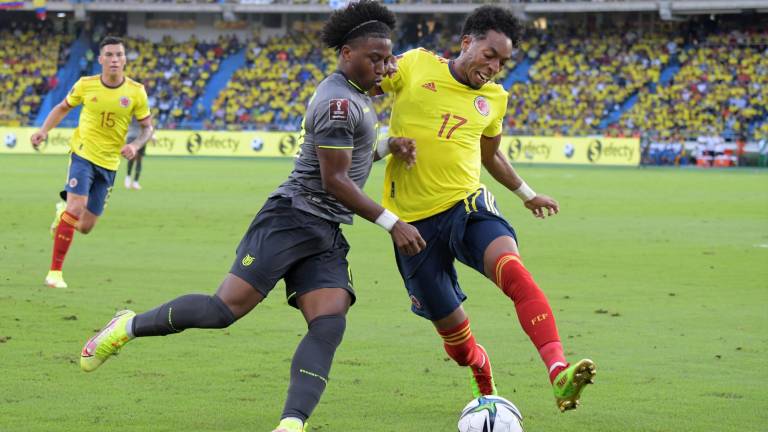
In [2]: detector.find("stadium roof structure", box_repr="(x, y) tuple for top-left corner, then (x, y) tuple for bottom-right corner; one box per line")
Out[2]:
(19, 0), (768, 18)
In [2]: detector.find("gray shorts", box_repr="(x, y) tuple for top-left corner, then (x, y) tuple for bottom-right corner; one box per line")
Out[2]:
(230, 195), (356, 308)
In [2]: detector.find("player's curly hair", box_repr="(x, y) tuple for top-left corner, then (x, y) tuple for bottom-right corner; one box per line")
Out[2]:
(321, 0), (396, 52)
(461, 6), (521, 46)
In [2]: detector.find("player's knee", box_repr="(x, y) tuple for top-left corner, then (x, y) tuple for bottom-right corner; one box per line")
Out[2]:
(209, 295), (237, 328)
(65, 202), (86, 218)
(495, 258), (540, 302)
(78, 223), (94, 234)
(307, 314), (346, 348)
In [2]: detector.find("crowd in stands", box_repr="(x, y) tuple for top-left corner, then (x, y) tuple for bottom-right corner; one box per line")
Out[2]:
(124, 34), (240, 129)
(624, 28), (768, 142)
(210, 23), (333, 131)
(207, 18), (471, 131)
(506, 26), (677, 136)
(0, 20), (72, 126)
(3, 11), (768, 162)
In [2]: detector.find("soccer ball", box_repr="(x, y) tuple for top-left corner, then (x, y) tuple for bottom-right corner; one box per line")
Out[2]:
(457, 395), (524, 432)
(250, 137), (264, 151)
(5, 133), (17, 149)
(563, 142), (575, 158)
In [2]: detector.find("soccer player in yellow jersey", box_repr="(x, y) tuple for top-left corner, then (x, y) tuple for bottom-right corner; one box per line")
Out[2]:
(377, 6), (596, 412)
(31, 36), (154, 289)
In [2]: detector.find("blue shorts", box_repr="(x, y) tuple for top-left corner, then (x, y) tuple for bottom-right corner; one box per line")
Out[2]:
(64, 152), (116, 216)
(393, 187), (517, 321)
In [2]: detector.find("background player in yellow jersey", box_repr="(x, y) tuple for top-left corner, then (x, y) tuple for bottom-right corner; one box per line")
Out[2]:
(377, 6), (596, 412)
(31, 36), (154, 288)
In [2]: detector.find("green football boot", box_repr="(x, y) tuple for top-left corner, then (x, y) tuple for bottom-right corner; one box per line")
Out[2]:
(272, 417), (306, 432)
(553, 358), (596, 412)
(50, 201), (66, 238)
(80, 310), (136, 372)
(44, 270), (68, 289)
(469, 344), (497, 398)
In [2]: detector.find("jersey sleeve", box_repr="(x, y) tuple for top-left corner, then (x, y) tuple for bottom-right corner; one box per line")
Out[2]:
(380, 49), (419, 94)
(64, 78), (84, 108)
(133, 85), (151, 121)
(310, 96), (360, 149)
(482, 91), (508, 138)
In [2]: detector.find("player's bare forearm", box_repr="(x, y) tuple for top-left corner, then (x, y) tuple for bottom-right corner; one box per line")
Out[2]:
(318, 147), (384, 223)
(322, 169), (426, 255)
(480, 134), (524, 192)
(318, 147), (425, 255)
(130, 124), (154, 150)
(40, 103), (71, 134)
(323, 173), (384, 223)
(31, 102), (71, 147)
(481, 136), (559, 218)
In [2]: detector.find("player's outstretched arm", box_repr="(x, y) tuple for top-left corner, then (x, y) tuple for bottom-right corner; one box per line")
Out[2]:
(121, 116), (154, 160)
(317, 146), (426, 255)
(30, 101), (72, 149)
(480, 134), (559, 219)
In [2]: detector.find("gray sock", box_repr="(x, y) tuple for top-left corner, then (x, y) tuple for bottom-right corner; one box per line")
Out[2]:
(131, 294), (236, 337)
(281, 314), (346, 421)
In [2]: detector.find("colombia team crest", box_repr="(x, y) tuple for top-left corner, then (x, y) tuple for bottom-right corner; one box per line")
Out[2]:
(474, 96), (490, 116)
(119, 96), (131, 108)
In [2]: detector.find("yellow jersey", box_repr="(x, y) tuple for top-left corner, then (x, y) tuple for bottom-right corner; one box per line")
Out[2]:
(380, 48), (508, 222)
(65, 75), (151, 170)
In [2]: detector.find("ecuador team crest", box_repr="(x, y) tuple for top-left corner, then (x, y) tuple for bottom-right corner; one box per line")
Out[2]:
(241, 254), (255, 266)
(474, 96), (490, 117)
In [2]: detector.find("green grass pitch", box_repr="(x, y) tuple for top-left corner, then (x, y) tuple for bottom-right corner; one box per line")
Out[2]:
(0, 154), (766, 431)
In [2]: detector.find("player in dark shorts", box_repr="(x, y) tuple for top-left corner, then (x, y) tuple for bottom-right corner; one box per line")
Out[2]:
(77, 3), (425, 432)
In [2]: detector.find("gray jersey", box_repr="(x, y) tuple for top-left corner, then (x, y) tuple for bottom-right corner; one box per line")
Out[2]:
(272, 72), (378, 224)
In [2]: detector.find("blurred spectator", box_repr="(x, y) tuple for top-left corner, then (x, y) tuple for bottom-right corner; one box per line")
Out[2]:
(627, 28), (768, 141)
(0, 19), (73, 125)
(120, 34), (238, 129)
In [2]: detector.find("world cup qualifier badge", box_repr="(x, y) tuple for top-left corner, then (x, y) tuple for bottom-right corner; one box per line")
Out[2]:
(329, 99), (349, 121)
(474, 96), (490, 116)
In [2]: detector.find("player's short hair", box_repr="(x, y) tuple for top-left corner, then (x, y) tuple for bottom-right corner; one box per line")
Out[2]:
(99, 36), (125, 52)
(321, 0), (396, 52)
(461, 6), (521, 46)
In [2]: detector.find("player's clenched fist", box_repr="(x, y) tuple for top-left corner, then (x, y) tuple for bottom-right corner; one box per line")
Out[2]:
(120, 144), (138, 160)
(30, 131), (47, 149)
(388, 136), (417, 168)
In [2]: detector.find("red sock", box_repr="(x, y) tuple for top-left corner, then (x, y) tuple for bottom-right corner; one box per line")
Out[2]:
(495, 253), (568, 383)
(51, 211), (78, 271)
(437, 319), (483, 368)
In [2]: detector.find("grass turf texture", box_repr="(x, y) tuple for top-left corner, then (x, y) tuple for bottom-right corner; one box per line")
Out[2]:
(1, 154), (766, 431)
